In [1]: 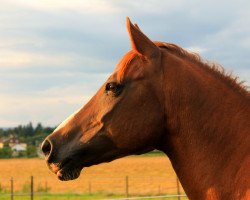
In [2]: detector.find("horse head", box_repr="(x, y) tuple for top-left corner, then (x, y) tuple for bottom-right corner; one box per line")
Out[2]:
(41, 18), (165, 181)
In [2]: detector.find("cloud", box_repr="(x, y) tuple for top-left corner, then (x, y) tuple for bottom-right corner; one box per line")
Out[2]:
(198, 12), (250, 73)
(186, 46), (208, 54)
(1, 0), (121, 15)
(0, 49), (116, 74)
(0, 83), (95, 127)
(0, 95), (86, 127)
(0, 51), (32, 67)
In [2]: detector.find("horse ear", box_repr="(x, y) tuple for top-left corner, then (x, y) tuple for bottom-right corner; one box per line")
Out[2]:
(126, 17), (160, 58)
(134, 23), (141, 31)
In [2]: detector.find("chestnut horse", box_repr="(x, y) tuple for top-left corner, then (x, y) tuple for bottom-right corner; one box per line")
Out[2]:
(41, 18), (250, 200)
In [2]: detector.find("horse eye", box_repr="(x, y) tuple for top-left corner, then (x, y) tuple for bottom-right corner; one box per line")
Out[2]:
(105, 82), (123, 96)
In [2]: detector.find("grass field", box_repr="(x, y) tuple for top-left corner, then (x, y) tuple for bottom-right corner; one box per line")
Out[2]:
(0, 154), (187, 199)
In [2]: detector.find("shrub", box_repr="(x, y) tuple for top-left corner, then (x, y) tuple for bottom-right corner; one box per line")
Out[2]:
(0, 147), (12, 158)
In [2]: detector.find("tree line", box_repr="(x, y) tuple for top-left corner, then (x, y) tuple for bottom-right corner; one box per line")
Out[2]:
(0, 122), (55, 158)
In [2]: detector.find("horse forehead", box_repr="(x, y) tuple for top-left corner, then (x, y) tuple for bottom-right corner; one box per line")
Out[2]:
(115, 51), (138, 70)
(115, 51), (141, 81)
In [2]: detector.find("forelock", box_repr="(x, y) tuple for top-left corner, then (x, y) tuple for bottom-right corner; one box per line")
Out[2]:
(115, 51), (141, 82)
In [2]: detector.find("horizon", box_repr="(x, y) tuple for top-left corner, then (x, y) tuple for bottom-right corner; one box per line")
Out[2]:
(0, 122), (56, 129)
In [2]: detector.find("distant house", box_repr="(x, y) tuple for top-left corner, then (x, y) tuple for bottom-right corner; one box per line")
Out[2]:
(0, 138), (4, 148)
(7, 135), (21, 147)
(11, 143), (27, 151)
(2, 135), (27, 151)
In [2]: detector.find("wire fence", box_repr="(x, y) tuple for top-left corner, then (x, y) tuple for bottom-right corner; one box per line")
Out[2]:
(0, 176), (188, 199)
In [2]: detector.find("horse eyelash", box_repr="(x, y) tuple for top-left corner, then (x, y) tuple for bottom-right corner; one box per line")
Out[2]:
(105, 82), (123, 96)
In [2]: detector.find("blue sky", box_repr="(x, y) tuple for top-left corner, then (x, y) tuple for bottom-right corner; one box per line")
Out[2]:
(0, 0), (249, 127)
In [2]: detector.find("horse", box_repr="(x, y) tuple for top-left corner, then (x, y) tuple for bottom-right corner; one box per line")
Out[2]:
(41, 17), (250, 200)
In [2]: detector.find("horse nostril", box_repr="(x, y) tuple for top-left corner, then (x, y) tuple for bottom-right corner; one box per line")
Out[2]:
(41, 139), (52, 157)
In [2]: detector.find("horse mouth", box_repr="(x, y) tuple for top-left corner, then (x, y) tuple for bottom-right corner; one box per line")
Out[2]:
(46, 136), (120, 181)
(53, 159), (83, 181)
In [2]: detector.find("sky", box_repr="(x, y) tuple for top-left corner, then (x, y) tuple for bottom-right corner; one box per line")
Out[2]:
(0, 0), (249, 127)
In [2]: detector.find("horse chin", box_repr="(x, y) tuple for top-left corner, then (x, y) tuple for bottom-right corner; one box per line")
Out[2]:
(54, 158), (84, 181)
(56, 166), (83, 181)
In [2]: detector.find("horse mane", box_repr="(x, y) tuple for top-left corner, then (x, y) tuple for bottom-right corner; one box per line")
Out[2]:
(155, 41), (250, 98)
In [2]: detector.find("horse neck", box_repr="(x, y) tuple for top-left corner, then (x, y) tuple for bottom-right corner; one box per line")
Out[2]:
(159, 52), (250, 199)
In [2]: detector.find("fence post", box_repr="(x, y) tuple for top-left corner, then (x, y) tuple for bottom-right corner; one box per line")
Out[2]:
(10, 177), (14, 200)
(176, 176), (181, 200)
(45, 180), (48, 193)
(30, 176), (34, 200)
(88, 181), (92, 195)
(158, 185), (161, 195)
(125, 176), (129, 198)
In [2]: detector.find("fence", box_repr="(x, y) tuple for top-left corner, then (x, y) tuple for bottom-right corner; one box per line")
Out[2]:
(0, 176), (187, 199)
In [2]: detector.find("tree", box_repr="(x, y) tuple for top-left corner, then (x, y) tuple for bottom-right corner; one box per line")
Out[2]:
(0, 146), (12, 158)
(26, 145), (37, 158)
(25, 122), (34, 137)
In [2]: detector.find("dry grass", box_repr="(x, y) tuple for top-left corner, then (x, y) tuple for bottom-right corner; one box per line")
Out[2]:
(0, 156), (185, 195)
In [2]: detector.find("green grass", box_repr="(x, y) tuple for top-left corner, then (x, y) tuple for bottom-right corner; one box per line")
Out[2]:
(133, 150), (165, 157)
(0, 193), (188, 200)
(0, 193), (118, 200)
(0, 192), (127, 200)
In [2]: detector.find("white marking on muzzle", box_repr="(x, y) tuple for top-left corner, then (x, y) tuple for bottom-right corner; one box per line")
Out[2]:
(53, 107), (82, 133)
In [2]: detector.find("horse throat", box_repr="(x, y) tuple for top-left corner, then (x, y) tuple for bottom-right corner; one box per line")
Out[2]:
(158, 52), (250, 200)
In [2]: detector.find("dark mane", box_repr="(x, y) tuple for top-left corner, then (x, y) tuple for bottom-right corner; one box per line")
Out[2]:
(155, 41), (249, 98)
